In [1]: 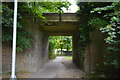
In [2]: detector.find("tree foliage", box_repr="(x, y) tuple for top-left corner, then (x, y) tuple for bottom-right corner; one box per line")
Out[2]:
(49, 36), (72, 59)
(2, 3), (33, 52)
(90, 2), (120, 69)
(49, 36), (72, 52)
(2, 2), (70, 52)
(77, 2), (120, 75)
(76, 2), (111, 63)
(18, 2), (70, 19)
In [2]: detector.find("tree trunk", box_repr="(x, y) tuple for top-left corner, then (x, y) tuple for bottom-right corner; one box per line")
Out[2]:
(67, 46), (69, 51)
(61, 47), (62, 55)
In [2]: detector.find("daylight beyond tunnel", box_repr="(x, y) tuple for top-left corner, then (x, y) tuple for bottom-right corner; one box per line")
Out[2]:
(49, 36), (72, 60)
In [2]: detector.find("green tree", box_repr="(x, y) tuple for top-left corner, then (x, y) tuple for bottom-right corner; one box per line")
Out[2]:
(49, 36), (72, 55)
(62, 36), (72, 51)
(76, 2), (111, 63)
(2, 2), (71, 52)
(90, 2), (120, 69)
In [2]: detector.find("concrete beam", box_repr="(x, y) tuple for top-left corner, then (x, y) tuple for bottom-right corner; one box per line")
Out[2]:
(41, 22), (78, 34)
(48, 33), (72, 36)
(42, 13), (77, 22)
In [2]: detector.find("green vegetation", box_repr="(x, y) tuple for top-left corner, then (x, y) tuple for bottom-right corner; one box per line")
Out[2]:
(77, 2), (112, 63)
(64, 56), (72, 59)
(2, 1), (120, 77)
(77, 2), (120, 76)
(49, 36), (72, 51)
(49, 36), (72, 59)
(2, 2), (70, 52)
(2, 3), (33, 52)
(49, 53), (57, 60)
(90, 2), (120, 70)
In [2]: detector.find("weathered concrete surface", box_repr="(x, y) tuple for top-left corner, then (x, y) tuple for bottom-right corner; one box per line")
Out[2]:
(2, 43), (12, 73)
(42, 13), (78, 36)
(43, 13), (77, 22)
(16, 15), (49, 72)
(2, 15), (49, 73)
(84, 44), (91, 73)
(83, 29), (107, 73)
(72, 33), (80, 67)
(89, 30), (107, 72)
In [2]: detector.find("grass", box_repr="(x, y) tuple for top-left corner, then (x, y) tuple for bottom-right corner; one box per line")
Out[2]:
(64, 56), (72, 59)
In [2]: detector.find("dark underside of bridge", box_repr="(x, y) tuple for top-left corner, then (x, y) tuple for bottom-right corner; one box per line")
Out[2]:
(41, 13), (80, 72)
(41, 13), (78, 36)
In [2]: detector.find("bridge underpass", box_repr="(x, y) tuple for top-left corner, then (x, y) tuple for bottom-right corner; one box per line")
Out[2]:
(42, 13), (80, 67)
(32, 13), (106, 76)
(14, 13), (105, 75)
(27, 13), (86, 72)
(3, 13), (91, 77)
(28, 13), (85, 78)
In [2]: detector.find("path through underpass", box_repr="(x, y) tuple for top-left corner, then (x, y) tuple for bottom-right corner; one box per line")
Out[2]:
(30, 56), (85, 78)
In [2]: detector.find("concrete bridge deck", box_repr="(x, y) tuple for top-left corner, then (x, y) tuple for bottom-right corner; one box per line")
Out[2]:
(42, 13), (78, 36)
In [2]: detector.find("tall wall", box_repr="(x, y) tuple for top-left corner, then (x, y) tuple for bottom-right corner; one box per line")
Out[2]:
(2, 15), (49, 73)
(72, 32), (80, 67)
(89, 29), (107, 72)
(16, 15), (49, 72)
(84, 29), (107, 73)
(72, 28), (107, 73)
(2, 43), (12, 73)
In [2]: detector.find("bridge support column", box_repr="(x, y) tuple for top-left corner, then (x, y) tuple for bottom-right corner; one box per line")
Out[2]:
(72, 33), (80, 66)
(72, 32), (92, 73)
(84, 43), (91, 73)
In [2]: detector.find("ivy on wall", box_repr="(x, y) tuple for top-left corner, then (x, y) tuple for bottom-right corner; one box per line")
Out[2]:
(76, 2), (111, 64)
(2, 3), (33, 52)
(90, 2), (120, 69)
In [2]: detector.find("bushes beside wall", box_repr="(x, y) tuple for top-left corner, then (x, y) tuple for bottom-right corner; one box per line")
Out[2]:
(77, 2), (120, 76)
(89, 2), (120, 73)
(76, 2), (111, 72)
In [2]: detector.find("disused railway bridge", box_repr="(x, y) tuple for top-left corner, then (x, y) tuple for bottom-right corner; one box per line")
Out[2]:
(3, 13), (106, 74)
